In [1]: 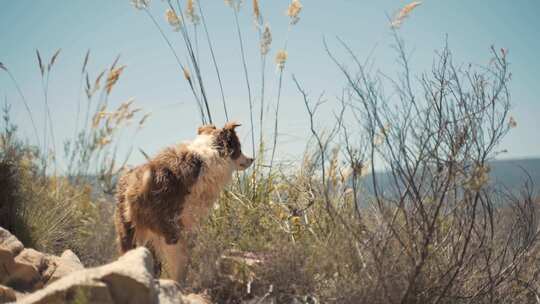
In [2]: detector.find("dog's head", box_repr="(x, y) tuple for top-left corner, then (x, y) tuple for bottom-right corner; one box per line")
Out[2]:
(197, 122), (254, 171)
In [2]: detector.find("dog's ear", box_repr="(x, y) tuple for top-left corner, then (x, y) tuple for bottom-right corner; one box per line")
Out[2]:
(224, 121), (241, 131)
(216, 122), (242, 158)
(197, 124), (216, 135)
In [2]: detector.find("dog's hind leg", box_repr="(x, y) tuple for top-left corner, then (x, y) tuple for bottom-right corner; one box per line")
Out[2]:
(160, 238), (190, 284)
(145, 242), (163, 277)
(115, 173), (137, 255)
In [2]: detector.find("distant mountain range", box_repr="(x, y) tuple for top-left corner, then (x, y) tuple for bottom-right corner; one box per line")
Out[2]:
(489, 158), (540, 193)
(360, 158), (540, 196)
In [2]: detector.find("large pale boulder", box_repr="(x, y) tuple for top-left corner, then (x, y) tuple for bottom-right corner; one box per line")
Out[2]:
(18, 247), (162, 304)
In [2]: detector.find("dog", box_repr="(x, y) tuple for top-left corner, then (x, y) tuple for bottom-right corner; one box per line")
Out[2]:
(114, 122), (253, 282)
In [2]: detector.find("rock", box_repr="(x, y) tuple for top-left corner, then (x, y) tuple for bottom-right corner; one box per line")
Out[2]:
(0, 227), (206, 304)
(20, 280), (114, 304)
(0, 250), (15, 286)
(18, 247), (160, 304)
(0, 227), (24, 284)
(181, 293), (211, 304)
(99, 247), (157, 304)
(0, 227), (23, 256)
(42, 250), (84, 284)
(0, 229), (84, 292)
(60, 250), (83, 268)
(0, 284), (16, 303)
(156, 279), (183, 304)
(6, 249), (46, 291)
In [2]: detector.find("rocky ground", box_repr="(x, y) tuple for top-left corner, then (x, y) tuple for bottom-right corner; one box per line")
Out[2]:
(0, 227), (262, 304)
(0, 226), (212, 303)
(1, 225), (313, 304)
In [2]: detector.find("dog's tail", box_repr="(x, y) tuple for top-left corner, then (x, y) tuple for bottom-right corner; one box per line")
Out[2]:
(140, 167), (153, 198)
(123, 166), (153, 205)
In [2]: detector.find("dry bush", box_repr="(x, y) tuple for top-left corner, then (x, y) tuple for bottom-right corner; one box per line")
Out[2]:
(0, 51), (146, 266)
(0, 108), (116, 265)
(183, 36), (540, 304)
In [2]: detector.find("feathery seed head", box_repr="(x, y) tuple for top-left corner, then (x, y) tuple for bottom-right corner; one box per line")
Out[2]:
(138, 113), (151, 127)
(165, 8), (182, 31)
(36, 50), (44, 76)
(260, 24), (272, 55)
(391, 1), (422, 29)
(82, 50), (90, 73)
(287, 0), (302, 25)
(275, 49), (288, 70)
(225, 0), (243, 11)
(508, 116), (517, 128)
(105, 65), (126, 94)
(92, 111), (105, 129)
(183, 67), (191, 82)
(48, 49), (61, 72)
(253, 0), (261, 23)
(131, 0), (150, 9)
(118, 98), (135, 112)
(99, 137), (112, 147)
(186, 0), (200, 24)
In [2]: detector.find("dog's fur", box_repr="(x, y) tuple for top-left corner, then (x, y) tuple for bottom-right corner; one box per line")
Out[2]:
(114, 122), (253, 281)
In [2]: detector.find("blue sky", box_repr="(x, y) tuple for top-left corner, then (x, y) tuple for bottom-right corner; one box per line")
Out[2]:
(1, 0), (539, 168)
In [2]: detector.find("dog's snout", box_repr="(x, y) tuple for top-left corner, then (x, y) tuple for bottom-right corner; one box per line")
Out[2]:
(240, 156), (254, 169)
(243, 157), (254, 167)
(235, 154), (254, 170)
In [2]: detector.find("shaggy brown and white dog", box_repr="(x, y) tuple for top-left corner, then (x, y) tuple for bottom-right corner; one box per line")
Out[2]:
(114, 122), (253, 282)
